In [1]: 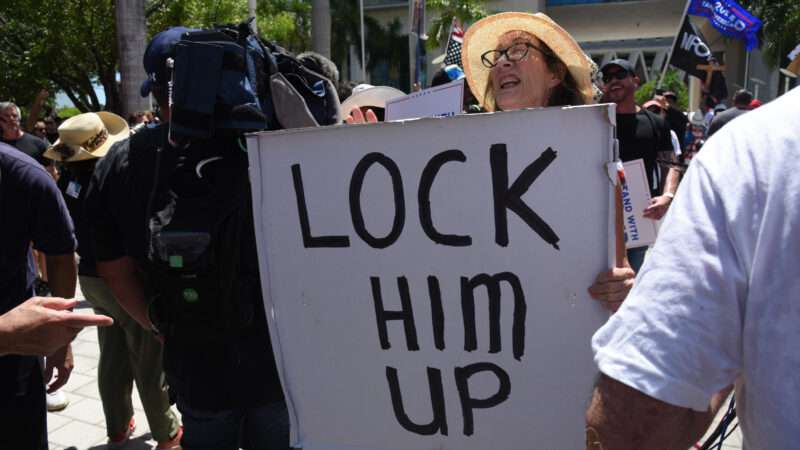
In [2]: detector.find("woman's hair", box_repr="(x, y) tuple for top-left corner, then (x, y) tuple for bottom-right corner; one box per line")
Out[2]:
(486, 36), (586, 110)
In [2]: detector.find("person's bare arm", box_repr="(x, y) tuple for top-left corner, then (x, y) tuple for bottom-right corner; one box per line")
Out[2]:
(585, 374), (719, 450)
(644, 167), (681, 220)
(43, 253), (78, 391)
(588, 184), (635, 311)
(0, 297), (113, 356)
(97, 256), (153, 330)
(45, 253), (76, 299)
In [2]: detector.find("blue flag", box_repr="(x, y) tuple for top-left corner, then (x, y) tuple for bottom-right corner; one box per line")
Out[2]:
(688, 0), (762, 51)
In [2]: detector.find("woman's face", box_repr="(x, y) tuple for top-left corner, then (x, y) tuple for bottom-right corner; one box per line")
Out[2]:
(490, 31), (561, 111)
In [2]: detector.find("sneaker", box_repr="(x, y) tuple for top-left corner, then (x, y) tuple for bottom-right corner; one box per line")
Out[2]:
(46, 390), (69, 412)
(156, 426), (183, 450)
(108, 417), (136, 449)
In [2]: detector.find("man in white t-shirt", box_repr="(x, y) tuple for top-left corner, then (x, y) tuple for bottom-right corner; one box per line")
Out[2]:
(585, 86), (800, 449)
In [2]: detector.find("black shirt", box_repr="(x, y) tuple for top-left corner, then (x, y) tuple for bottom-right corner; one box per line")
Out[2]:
(617, 110), (673, 197)
(58, 161), (99, 277)
(84, 125), (284, 410)
(1, 132), (50, 167)
(665, 107), (688, 151)
(0, 144), (76, 399)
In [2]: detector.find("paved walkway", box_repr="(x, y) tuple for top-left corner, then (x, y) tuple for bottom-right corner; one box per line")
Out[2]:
(45, 284), (743, 449)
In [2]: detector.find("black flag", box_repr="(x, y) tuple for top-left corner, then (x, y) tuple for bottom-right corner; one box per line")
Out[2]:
(669, 15), (713, 79)
(669, 14), (728, 102)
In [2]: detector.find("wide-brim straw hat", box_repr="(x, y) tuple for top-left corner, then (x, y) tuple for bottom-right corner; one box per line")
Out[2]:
(340, 84), (406, 118)
(462, 12), (594, 111)
(44, 112), (129, 162)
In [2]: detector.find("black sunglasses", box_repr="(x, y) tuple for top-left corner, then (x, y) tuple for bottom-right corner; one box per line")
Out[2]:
(481, 42), (549, 68)
(602, 70), (630, 84)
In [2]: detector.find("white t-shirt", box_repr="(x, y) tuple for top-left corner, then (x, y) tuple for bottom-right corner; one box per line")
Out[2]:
(592, 86), (800, 450)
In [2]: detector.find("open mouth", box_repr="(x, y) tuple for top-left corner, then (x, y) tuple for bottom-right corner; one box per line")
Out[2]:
(499, 76), (520, 90)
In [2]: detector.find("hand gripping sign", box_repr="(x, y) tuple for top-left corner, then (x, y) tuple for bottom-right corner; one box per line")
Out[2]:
(247, 105), (616, 450)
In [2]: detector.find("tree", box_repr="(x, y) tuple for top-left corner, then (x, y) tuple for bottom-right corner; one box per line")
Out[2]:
(739, 0), (800, 68)
(426, 0), (489, 51)
(116, 0), (149, 118)
(0, 0), (312, 115)
(330, 0), (378, 81)
(0, 1), (117, 113)
(635, 69), (689, 112)
(311, 0), (331, 58)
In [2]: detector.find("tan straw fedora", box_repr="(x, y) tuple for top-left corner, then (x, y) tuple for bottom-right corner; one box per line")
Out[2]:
(462, 12), (594, 111)
(44, 112), (129, 162)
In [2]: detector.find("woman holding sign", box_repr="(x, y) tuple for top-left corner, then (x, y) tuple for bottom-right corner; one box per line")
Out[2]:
(460, 12), (634, 310)
(346, 12), (633, 310)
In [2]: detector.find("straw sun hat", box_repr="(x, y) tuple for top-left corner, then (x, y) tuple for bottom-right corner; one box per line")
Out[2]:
(462, 12), (595, 111)
(43, 112), (129, 162)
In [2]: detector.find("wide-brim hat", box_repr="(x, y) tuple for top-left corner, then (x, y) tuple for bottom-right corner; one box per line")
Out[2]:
(44, 112), (129, 162)
(340, 84), (406, 117)
(462, 12), (594, 111)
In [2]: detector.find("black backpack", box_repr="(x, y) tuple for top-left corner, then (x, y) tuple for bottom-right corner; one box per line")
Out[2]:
(143, 22), (340, 338)
(142, 130), (258, 339)
(168, 20), (341, 141)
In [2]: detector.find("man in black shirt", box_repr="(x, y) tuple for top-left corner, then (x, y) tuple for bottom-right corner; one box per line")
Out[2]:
(0, 102), (50, 168)
(0, 143), (79, 449)
(84, 27), (288, 450)
(662, 91), (688, 152)
(600, 60), (681, 271)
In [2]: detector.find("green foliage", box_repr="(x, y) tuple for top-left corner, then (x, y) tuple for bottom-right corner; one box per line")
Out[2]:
(738, 0), (800, 68)
(57, 106), (81, 118)
(635, 69), (689, 111)
(0, 0), (313, 114)
(0, 1), (117, 112)
(426, 0), (489, 51)
(146, 0), (310, 52)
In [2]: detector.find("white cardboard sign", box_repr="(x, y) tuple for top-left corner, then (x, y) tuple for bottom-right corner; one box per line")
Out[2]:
(385, 79), (464, 121)
(621, 159), (658, 249)
(247, 105), (615, 450)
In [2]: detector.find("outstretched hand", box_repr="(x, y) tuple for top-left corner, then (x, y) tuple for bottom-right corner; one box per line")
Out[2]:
(0, 297), (113, 357)
(643, 195), (672, 220)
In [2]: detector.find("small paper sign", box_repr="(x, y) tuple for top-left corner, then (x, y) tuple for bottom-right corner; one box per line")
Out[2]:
(385, 79), (464, 121)
(621, 159), (658, 249)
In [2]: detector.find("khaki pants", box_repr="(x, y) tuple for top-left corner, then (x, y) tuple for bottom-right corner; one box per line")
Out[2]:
(79, 275), (180, 441)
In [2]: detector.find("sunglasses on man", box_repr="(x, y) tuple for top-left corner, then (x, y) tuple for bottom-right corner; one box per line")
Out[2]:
(601, 69), (631, 85)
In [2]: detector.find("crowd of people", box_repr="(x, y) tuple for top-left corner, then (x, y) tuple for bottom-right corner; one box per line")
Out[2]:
(0, 9), (797, 450)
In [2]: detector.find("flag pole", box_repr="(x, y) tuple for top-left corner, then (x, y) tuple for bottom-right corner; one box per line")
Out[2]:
(658, 0), (692, 88)
(360, 0), (366, 81)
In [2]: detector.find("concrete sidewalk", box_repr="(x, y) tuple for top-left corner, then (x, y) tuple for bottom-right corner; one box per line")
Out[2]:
(46, 293), (181, 450)
(45, 287), (743, 450)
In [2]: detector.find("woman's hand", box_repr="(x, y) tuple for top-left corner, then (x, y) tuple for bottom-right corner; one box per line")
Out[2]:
(588, 267), (635, 312)
(345, 107), (379, 124)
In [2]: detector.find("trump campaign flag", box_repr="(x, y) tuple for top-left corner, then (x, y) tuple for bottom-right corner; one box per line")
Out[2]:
(688, 0), (762, 51)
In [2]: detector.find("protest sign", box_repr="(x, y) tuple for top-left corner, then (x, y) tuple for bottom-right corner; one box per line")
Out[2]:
(385, 80), (464, 121)
(621, 159), (658, 249)
(247, 105), (615, 450)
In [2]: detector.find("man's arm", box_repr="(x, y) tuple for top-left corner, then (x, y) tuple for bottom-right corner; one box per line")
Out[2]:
(43, 252), (78, 392)
(96, 256), (153, 330)
(585, 374), (719, 450)
(0, 297), (113, 356)
(643, 167), (680, 220)
(45, 253), (77, 299)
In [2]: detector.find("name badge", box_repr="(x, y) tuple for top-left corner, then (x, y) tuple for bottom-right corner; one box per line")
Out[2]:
(66, 180), (82, 199)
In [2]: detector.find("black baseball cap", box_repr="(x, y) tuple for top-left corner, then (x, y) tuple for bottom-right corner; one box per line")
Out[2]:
(600, 59), (635, 75)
